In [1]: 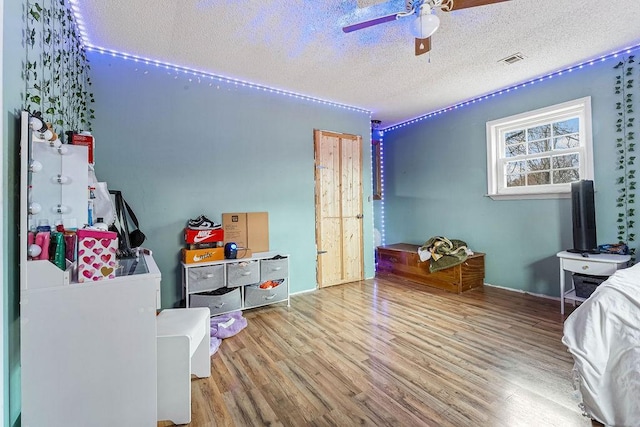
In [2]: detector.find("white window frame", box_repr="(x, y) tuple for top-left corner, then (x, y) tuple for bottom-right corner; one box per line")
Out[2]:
(486, 96), (594, 200)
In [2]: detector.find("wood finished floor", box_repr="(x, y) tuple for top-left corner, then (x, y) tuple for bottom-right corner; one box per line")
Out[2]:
(159, 275), (598, 427)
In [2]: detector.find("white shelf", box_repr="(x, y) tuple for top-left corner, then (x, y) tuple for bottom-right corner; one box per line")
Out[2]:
(563, 288), (586, 304)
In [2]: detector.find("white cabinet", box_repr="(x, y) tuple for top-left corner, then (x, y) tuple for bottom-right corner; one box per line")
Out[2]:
(19, 111), (162, 426)
(183, 252), (290, 316)
(20, 253), (161, 427)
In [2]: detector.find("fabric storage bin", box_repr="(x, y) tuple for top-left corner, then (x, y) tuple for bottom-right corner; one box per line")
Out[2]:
(260, 257), (288, 281)
(190, 287), (241, 316)
(227, 260), (259, 287)
(76, 229), (118, 282)
(188, 264), (225, 293)
(573, 273), (608, 298)
(244, 279), (288, 309)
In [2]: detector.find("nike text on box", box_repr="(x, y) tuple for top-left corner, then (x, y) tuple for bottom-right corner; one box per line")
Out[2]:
(184, 228), (224, 244)
(182, 247), (224, 264)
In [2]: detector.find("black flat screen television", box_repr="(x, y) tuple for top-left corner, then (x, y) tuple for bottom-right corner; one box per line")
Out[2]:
(568, 180), (598, 254)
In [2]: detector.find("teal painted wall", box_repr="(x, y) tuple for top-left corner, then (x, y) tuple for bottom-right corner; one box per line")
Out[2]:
(3, 0), (26, 424)
(87, 52), (375, 309)
(378, 56), (630, 297)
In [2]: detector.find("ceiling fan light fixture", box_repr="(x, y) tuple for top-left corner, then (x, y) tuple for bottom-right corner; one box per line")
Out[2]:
(411, 8), (440, 39)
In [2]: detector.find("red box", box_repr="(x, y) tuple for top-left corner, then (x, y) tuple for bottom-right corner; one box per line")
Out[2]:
(70, 133), (95, 164)
(184, 228), (224, 244)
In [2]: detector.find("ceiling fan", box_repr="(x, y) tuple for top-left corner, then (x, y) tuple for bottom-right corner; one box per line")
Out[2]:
(342, 0), (510, 56)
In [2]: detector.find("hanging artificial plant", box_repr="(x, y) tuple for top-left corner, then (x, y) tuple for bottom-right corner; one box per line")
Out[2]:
(24, 0), (95, 135)
(614, 55), (636, 255)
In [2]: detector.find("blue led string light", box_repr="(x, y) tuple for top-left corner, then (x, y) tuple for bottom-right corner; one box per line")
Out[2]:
(379, 131), (385, 246)
(384, 43), (640, 132)
(84, 46), (371, 114)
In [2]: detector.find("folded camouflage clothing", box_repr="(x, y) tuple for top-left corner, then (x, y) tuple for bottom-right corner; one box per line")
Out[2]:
(419, 236), (469, 273)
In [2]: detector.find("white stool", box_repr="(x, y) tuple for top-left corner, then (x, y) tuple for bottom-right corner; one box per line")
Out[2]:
(156, 307), (211, 424)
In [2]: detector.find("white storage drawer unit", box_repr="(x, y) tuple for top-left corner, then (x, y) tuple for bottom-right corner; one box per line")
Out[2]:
(245, 279), (288, 309)
(260, 258), (289, 281)
(190, 288), (242, 316)
(182, 252), (289, 316)
(187, 264), (225, 293)
(227, 260), (260, 287)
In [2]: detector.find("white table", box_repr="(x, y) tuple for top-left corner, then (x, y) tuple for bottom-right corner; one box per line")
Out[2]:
(557, 250), (630, 314)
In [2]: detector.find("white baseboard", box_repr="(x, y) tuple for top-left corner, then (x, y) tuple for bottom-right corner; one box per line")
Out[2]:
(483, 282), (560, 301)
(289, 287), (317, 297)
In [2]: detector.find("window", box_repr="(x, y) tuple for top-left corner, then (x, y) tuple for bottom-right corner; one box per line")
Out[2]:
(486, 97), (593, 200)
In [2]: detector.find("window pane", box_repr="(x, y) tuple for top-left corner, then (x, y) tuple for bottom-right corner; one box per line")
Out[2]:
(554, 118), (579, 135)
(527, 172), (550, 185)
(505, 130), (525, 145)
(507, 174), (525, 187)
(506, 160), (525, 174)
(528, 139), (550, 154)
(553, 169), (579, 183)
(487, 97), (592, 199)
(527, 157), (550, 171)
(527, 124), (551, 141)
(505, 143), (526, 157)
(554, 134), (580, 149)
(552, 153), (579, 169)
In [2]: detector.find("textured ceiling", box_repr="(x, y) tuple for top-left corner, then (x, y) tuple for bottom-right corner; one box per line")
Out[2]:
(75, 0), (640, 128)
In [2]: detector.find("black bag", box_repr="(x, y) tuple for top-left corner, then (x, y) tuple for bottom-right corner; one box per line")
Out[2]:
(109, 190), (146, 257)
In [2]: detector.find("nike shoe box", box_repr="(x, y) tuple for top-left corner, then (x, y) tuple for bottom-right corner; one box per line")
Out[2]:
(182, 247), (224, 264)
(184, 228), (224, 244)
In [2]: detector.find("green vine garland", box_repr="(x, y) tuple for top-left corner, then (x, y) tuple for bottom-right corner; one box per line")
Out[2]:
(24, 0), (95, 136)
(614, 55), (636, 255)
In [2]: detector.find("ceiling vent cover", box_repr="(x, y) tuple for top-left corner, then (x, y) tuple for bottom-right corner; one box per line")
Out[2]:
(499, 53), (525, 65)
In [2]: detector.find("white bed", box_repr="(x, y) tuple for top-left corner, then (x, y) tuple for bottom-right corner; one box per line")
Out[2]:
(562, 262), (640, 426)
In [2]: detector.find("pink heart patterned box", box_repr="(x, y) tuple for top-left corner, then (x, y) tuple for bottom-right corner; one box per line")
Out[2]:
(76, 229), (119, 282)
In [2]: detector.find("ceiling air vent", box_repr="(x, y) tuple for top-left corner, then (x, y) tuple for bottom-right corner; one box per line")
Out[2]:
(499, 53), (525, 65)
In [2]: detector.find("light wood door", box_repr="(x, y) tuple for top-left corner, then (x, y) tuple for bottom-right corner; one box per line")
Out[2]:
(314, 130), (364, 288)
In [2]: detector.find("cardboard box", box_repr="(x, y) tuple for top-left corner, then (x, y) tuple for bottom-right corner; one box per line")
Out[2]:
(184, 228), (224, 244)
(182, 247), (224, 264)
(76, 229), (118, 282)
(222, 212), (269, 253)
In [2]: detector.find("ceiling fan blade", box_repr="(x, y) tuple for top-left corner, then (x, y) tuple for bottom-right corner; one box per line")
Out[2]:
(415, 37), (431, 56)
(441, 0), (509, 12)
(342, 13), (400, 33)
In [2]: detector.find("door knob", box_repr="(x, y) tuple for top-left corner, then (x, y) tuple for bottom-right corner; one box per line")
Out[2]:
(356, 214), (364, 219)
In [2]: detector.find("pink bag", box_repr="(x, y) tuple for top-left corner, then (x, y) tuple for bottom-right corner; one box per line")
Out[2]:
(77, 229), (118, 282)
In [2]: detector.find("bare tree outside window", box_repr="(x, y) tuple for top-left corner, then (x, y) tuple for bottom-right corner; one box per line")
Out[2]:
(503, 118), (581, 187)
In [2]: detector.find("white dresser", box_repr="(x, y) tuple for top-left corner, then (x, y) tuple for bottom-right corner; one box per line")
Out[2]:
(20, 252), (161, 427)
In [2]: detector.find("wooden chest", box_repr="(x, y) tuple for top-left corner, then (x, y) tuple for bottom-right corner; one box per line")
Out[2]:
(376, 243), (485, 294)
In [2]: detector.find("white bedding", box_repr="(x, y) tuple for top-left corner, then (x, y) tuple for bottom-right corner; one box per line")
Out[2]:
(562, 262), (640, 426)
